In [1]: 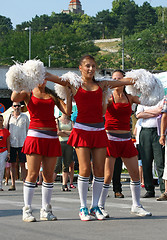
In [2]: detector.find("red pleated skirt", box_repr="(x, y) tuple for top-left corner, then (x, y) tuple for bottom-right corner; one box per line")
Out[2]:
(22, 136), (62, 157)
(67, 128), (108, 148)
(107, 139), (138, 158)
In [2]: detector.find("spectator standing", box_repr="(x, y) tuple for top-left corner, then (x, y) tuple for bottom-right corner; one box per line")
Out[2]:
(4, 102), (29, 190)
(112, 157), (124, 198)
(158, 96), (167, 201)
(54, 112), (74, 191)
(136, 102), (165, 198)
(0, 114), (10, 191)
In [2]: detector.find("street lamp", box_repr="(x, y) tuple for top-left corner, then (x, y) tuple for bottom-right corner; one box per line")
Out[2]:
(25, 27), (31, 60)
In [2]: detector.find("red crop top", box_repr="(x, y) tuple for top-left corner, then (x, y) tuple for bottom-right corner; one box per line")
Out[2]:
(105, 95), (132, 131)
(27, 93), (57, 129)
(74, 86), (104, 123)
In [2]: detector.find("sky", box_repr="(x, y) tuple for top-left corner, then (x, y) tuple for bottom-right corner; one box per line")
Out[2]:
(0, 0), (166, 28)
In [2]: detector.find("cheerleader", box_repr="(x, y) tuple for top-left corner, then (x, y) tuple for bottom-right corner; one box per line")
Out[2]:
(45, 55), (135, 221)
(98, 70), (152, 218)
(11, 81), (72, 222)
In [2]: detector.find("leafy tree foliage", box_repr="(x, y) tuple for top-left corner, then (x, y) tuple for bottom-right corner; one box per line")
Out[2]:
(135, 2), (158, 32)
(0, 1), (167, 70)
(0, 15), (13, 35)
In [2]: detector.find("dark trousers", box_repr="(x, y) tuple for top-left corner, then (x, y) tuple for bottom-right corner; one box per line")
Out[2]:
(113, 157), (122, 193)
(139, 127), (165, 193)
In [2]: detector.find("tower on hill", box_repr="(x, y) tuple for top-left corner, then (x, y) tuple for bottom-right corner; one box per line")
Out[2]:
(62, 0), (84, 15)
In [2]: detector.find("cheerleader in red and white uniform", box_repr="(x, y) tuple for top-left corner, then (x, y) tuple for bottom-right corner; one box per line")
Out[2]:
(45, 55), (135, 221)
(11, 81), (72, 222)
(98, 70), (152, 218)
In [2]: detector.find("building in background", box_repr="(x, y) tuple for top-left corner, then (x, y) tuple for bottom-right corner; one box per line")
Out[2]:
(62, 0), (84, 15)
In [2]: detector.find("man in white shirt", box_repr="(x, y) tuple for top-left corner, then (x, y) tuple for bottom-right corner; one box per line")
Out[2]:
(4, 102), (29, 191)
(158, 96), (167, 200)
(136, 101), (165, 198)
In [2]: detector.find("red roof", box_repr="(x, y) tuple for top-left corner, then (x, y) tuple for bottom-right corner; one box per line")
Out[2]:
(70, 0), (81, 3)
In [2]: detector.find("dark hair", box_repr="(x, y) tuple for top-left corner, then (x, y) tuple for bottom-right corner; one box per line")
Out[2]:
(0, 115), (3, 118)
(79, 54), (96, 65)
(79, 55), (97, 82)
(45, 86), (62, 108)
(112, 69), (125, 77)
(112, 69), (127, 94)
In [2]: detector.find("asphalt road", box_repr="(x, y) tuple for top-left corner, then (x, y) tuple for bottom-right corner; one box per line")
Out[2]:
(0, 180), (167, 240)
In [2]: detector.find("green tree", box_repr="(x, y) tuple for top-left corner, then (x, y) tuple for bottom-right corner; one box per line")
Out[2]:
(122, 26), (167, 70)
(0, 15), (13, 35)
(156, 54), (167, 71)
(135, 2), (158, 32)
(111, 0), (138, 35)
(95, 10), (117, 39)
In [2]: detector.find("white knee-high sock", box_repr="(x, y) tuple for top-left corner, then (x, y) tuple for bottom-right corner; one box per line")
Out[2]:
(42, 182), (53, 209)
(98, 183), (110, 208)
(24, 181), (36, 207)
(91, 176), (104, 208)
(130, 180), (141, 206)
(77, 175), (89, 208)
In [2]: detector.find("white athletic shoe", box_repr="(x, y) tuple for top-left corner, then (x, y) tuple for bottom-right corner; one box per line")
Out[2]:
(22, 206), (36, 222)
(99, 207), (110, 218)
(79, 207), (92, 221)
(89, 206), (105, 220)
(131, 205), (152, 217)
(40, 204), (57, 221)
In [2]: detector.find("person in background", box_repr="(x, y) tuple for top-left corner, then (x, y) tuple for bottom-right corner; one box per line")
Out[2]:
(4, 102), (29, 191)
(11, 81), (72, 222)
(112, 157), (124, 198)
(69, 160), (76, 189)
(0, 114), (10, 191)
(54, 112), (74, 191)
(136, 102), (165, 199)
(158, 96), (167, 201)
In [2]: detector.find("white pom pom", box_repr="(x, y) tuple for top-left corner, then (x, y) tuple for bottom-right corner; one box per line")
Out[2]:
(6, 63), (29, 92)
(54, 72), (81, 100)
(6, 59), (46, 92)
(23, 59), (45, 86)
(125, 69), (164, 106)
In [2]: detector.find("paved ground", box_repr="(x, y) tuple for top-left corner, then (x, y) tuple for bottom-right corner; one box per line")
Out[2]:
(0, 180), (167, 240)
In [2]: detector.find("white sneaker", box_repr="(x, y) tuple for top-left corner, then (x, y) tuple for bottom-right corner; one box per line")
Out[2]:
(40, 204), (57, 221)
(22, 206), (36, 222)
(131, 205), (152, 217)
(89, 206), (105, 220)
(99, 207), (110, 218)
(79, 207), (92, 221)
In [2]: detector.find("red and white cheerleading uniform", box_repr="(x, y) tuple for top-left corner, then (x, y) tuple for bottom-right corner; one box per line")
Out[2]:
(22, 93), (61, 157)
(67, 86), (108, 148)
(105, 95), (138, 158)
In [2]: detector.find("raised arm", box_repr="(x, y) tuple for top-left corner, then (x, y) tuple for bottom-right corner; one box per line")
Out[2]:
(58, 86), (72, 116)
(104, 77), (134, 89)
(45, 72), (67, 86)
(11, 90), (30, 105)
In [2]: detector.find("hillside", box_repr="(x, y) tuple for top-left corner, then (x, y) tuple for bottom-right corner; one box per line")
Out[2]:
(94, 38), (121, 54)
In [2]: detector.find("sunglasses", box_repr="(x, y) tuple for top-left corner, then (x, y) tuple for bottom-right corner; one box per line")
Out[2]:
(13, 105), (21, 107)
